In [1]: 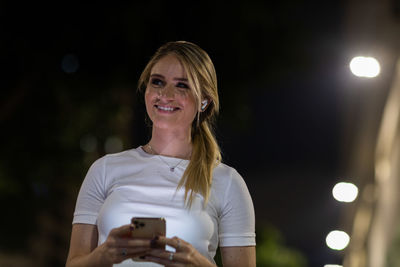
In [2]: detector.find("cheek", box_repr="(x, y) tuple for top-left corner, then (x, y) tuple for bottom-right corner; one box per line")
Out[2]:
(144, 88), (155, 103)
(186, 98), (198, 118)
(144, 90), (154, 112)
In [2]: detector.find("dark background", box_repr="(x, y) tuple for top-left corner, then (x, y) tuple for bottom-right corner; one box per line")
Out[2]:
(1, 1), (386, 266)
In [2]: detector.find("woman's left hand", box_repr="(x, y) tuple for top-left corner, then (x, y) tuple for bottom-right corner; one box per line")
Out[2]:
(143, 236), (216, 267)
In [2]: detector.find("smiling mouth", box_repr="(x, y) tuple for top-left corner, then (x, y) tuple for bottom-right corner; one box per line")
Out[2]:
(155, 105), (180, 112)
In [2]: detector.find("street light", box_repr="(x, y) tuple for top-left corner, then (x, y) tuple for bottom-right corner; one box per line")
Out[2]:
(332, 182), (358, 203)
(350, 56), (380, 78)
(326, 230), (350, 250)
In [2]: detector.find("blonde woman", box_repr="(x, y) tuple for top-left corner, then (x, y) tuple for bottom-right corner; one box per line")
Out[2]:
(66, 41), (256, 267)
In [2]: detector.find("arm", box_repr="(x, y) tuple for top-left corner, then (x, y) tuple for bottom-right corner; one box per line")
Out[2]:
(66, 223), (103, 267)
(221, 246), (256, 267)
(216, 170), (256, 267)
(66, 223), (151, 267)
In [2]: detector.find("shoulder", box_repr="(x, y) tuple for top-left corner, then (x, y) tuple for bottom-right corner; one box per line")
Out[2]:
(82, 147), (148, 190)
(212, 162), (248, 194)
(86, 147), (147, 177)
(95, 147), (145, 166)
(210, 162), (254, 220)
(213, 162), (243, 183)
(103, 147), (142, 161)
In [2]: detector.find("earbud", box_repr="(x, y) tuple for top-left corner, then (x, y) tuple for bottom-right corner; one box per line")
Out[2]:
(201, 100), (208, 111)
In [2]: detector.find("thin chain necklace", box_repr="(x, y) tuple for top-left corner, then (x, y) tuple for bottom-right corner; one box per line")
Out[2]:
(147, 144), (187, 172)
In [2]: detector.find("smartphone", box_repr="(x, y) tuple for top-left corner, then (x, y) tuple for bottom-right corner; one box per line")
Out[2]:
(130, 217), (166, 249)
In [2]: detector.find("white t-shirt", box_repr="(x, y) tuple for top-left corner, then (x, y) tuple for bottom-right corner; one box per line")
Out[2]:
(73, 147), (255, 266)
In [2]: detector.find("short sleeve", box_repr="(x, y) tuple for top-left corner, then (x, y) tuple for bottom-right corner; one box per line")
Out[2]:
(72, 157), (107, 225)
(218, 169), (256, 247)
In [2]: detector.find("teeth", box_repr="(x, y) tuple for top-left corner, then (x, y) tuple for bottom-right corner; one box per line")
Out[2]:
(157, 106), (174, 111)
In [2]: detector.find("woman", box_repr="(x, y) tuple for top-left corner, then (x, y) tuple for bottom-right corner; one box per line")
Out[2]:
(66, 41), (256, 267)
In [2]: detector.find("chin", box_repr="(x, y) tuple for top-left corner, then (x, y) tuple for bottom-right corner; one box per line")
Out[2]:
(152, 119), (192, 131)
(152, 120), (179, 129)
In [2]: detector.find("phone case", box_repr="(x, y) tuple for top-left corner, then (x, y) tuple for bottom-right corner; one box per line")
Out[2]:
(130, 217), (166, 261)
(130, 217), (166, 241)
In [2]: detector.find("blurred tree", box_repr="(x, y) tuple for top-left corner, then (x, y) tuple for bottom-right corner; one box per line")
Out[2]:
(256, 224), (307, 267)
(212, 224), (307, 267)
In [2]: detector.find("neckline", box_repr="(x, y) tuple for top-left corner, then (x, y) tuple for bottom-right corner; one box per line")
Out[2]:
(138, 146), (190, 162)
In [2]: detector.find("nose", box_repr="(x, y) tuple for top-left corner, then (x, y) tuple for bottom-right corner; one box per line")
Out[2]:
(159, 84), (175, 99)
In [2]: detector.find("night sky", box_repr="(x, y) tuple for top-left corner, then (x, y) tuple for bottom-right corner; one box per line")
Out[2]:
(1, 1), (364, 266)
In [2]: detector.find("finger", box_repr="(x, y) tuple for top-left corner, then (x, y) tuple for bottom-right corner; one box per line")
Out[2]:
(117, 247), (148, 256)
(113, 247), (149, 264)
(146, 250), (179, 261)
(109, 224), (134, 238)
(147, 249), (190, 264)
(124, 247), (149, 257)
(143, 255), (181, 267)
(115, 238), (152, 248)
(158, 236), (186, 251)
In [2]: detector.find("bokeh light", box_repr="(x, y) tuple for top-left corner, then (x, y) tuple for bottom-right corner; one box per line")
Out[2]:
(105, 136), (123, 153)
(326, 230), (350, 250)
(332, 182), (358, 202)
(61, 53), (80, 73)
(349, 56), (380, 78)
(80, 134), (98, 153)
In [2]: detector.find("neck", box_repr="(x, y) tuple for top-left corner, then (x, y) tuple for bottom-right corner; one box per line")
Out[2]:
(147, 126), (192, 159)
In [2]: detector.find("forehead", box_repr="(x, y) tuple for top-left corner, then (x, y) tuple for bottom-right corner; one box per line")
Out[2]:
(151, 55), (187, 78)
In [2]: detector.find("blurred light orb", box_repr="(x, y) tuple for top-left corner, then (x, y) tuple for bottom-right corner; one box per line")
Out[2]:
(349, 56), (380, 78)
(62, 53), (80, 73)
(80, 134), (97, 153)
(326, 230), (350, 250)
(105, 136), (123, 153)
(332, 182), (358, 202)
(324, 265), (342, 267)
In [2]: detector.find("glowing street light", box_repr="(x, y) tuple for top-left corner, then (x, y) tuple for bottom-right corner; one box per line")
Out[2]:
(349, 56), (380, 78)
(326, 230), (350, 250)
(332, 182), (358, 202)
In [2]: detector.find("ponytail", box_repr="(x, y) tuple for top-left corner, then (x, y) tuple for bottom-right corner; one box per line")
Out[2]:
(178, 121), (221, 207)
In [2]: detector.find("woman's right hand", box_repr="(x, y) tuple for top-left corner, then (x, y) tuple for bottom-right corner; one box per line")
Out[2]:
(91, 224), (152, 266)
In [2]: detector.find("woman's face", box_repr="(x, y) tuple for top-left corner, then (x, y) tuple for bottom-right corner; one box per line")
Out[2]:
(145, 54), (198, 132)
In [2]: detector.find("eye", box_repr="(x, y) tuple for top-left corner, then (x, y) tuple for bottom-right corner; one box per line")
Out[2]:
(150, 78), (164, 87)
(176, 82), (189, 89)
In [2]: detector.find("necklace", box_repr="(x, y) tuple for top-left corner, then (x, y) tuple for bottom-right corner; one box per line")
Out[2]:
(147, 144), (187, 172)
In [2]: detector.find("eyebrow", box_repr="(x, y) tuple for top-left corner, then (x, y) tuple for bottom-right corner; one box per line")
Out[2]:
(150, 74), (188, 82)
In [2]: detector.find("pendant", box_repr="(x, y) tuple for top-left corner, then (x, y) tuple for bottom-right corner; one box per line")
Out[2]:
(170, 167), (175, 172)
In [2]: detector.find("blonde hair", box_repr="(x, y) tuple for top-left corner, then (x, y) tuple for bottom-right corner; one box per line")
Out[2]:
(138, 41), (221, 207)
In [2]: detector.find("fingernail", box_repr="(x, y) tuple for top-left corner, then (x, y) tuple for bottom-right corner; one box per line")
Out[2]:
(150, 236), (159, 248)
(130, 223), (135, 231)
